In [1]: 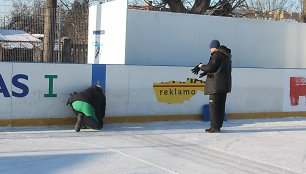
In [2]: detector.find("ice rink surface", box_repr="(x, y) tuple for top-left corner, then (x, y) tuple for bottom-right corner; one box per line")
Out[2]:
(1, 117), (306, 174)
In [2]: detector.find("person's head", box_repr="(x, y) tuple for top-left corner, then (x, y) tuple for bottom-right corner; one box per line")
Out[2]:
(209, 40), (220, 53)
(95, 80), (101, 88)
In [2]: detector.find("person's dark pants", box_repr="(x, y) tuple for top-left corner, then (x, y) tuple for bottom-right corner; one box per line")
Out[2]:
(209, 93), (227, 129)
(72, 107), (101, 130)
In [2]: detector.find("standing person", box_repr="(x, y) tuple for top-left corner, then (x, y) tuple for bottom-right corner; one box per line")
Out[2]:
(67, 85), (106, 132)
(191, 40), (232, 133)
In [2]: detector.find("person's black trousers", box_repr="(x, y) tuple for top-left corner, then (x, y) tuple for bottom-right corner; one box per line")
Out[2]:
(209, 93), (227, 129)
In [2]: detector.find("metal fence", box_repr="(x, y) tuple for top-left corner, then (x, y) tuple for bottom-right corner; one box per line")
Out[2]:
(0, 6), (88, 63)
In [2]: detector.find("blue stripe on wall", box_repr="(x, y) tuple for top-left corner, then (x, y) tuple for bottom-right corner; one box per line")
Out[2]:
(92, 64), (106, 92)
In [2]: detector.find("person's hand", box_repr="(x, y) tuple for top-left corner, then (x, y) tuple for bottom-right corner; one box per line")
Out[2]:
(67, 92), (79, 105)
(191, 66), (200, 75)
(199, 71), (207, 78)
(191, 63), (202, 75)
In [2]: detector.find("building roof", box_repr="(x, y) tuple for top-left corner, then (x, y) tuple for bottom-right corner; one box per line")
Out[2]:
(0, 29), (42, 49)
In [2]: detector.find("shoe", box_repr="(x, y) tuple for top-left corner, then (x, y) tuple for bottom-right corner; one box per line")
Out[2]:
(205, 128), (221, 133)
(81, 125), (88, 129)
(75, 114), (84, 132)
(99, 123), (103, 129)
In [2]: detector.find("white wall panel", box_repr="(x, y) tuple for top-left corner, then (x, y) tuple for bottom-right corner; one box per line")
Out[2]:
(88, 0), (127, 64)
(0, 63), (13, 119)
(125, 10), (306, 68)
(87, 4), (99, 64)
(89, 0), (306, 68)
(105, 66), (285, 116)
(126, 66), (206, 116)
(11, 63), (92, 118)
(1, 62), (304, 120)
(228, 68), (283, 113)
(105, 65), (130, 116)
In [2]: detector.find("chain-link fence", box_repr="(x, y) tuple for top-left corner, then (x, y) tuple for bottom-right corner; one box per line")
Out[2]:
(0, 5), (88, 63)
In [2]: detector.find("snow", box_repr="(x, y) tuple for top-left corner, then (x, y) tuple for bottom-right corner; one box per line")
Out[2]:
(0, 29), (42, 49)
(0, 117), (306, 174)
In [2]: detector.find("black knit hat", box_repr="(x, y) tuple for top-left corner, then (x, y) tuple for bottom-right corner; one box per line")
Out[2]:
(209, 40), (220, 49)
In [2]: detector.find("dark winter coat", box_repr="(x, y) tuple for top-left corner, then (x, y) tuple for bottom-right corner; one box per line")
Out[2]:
(200, 45), (232, 95)
(67, 86), (106, 124)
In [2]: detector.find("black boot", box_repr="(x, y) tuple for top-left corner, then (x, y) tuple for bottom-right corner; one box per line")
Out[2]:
(75, 113), (84, 132)
(205, 128), (221, 133)
(99, 122), (104, 129)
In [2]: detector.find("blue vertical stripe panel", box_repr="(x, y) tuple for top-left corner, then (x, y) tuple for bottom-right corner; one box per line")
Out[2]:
(202, 104), (227, 122)
(91, 64), (106, 92)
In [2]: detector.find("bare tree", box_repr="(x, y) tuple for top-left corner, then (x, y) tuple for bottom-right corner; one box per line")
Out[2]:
(60, 0), (89, 43)
(130, 0), (246, 16)
(244, 0), (299, 20)
(56, 0), (89, 43)
(6, 0), (44, 33)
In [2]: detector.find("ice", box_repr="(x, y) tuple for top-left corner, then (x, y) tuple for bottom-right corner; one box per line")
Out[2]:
(0, 117), (306, 174)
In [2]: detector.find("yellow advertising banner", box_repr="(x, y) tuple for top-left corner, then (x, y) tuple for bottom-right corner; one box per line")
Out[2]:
(153, 78), (205, 104)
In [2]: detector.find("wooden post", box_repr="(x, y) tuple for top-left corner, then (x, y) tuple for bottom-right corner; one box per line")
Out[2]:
(61, 37), (71, 63)
(0, 47), (3, 62)
(303, 0), (306, 22)
(43, 0), (57, 62)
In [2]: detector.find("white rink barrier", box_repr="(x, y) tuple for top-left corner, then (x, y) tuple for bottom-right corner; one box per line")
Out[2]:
(1, 63), (306, 126)
(88, 0), (306, 68)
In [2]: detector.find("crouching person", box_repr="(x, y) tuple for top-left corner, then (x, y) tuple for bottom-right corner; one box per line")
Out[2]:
(67, 85), (106, 132)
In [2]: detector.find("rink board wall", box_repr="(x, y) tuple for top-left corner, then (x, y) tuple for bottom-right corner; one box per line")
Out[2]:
(88, 0), (306, 68)
(1, 63), (306, 126)
(0, 63), (106, 126)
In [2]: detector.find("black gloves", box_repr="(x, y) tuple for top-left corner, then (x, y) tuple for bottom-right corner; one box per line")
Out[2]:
(191, 63), (202, 75)
(199, 71), (207, 78)
(191, 63), (207, 78)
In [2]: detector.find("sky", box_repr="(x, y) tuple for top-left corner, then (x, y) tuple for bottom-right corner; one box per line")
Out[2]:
(0, 0), (104, 19)
(0, 0), (13, 18)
